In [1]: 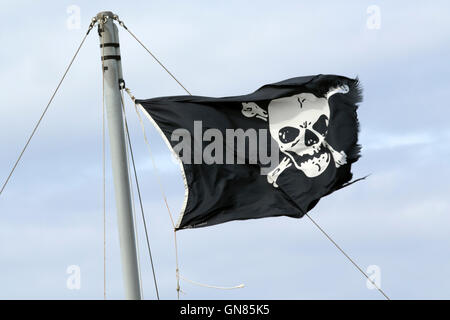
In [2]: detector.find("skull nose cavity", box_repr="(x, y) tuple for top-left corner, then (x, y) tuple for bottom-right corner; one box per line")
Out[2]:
(305, 129), (319, 146)
(278, 126), (300, 144)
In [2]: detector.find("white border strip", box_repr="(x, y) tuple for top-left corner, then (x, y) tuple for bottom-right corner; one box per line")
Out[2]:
(137, 103), (189, 229)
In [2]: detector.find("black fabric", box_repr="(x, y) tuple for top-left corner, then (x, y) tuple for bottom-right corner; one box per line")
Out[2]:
(137, 74), (362, 230)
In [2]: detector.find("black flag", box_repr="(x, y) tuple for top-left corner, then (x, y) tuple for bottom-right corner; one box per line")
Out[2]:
(137, 75), (362, 229)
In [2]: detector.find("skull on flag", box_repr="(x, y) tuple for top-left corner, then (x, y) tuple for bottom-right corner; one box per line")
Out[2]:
(241, 85), (349, 187)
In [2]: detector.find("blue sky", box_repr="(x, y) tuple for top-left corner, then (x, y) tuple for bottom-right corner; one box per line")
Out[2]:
(0, 1), (449, 299)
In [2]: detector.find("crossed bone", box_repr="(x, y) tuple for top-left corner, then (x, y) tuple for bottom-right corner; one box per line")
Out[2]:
(241, 102), (268, 121)
(266, 142), (347, 187)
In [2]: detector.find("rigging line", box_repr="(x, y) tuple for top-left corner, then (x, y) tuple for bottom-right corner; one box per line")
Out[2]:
(174, 230), (244, 293)
(0, 22), (96, 197)
(123, 94), (145, 299)
(124, 88), (176, 228)
(125, 121), (145, 299)
(123, 88), (180, 299)
(174, 230), (181, 300)
(112, 16), (192, 96)
(178, 275), (245, 290)
(304, 213), (390, 300)
(120, 90), (160, 300)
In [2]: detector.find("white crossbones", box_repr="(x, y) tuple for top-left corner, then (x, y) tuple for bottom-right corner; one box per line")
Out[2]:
(241, 102), (268, 121)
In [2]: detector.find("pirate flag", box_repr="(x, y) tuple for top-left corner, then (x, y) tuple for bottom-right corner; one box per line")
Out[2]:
(136, 74), (362, 230)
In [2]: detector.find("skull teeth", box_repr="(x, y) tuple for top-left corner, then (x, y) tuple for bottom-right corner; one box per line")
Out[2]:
(285, 143), (331, 172)
(303, 144), (323, 156)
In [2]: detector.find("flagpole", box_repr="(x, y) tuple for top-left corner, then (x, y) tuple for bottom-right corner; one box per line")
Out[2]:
(97, 11), (141, 300)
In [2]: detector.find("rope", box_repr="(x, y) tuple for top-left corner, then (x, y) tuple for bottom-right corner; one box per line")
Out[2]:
(178, 275), (244, 290)
(124, 88), (177, 228)
(305, 213), (390, 300)
(174, 230), (181, 299)
(0, 21), (96, 197)
(125, 115), (145, 299)
(120, 90), (160, 300)
(112, 16), (192, 96)
(125, 88), (180, 298)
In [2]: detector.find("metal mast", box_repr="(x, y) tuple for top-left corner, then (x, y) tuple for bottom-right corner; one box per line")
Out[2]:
(97, 11), (141, 300)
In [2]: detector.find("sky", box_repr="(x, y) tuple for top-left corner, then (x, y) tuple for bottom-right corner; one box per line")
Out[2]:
(0, 0), (449, 300)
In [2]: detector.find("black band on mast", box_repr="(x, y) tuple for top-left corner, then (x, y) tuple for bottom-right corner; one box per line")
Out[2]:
(101, 55), (121, 61)
(100, 43), (120, 48)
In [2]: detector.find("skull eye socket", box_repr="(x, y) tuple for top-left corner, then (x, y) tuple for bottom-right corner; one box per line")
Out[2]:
(312, 115), (329, 136)
(278, 126), (300, 144)
(305, 129), (319, 146)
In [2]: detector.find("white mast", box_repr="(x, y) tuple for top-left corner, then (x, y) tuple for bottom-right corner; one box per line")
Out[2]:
(97, 11), (141, 300)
